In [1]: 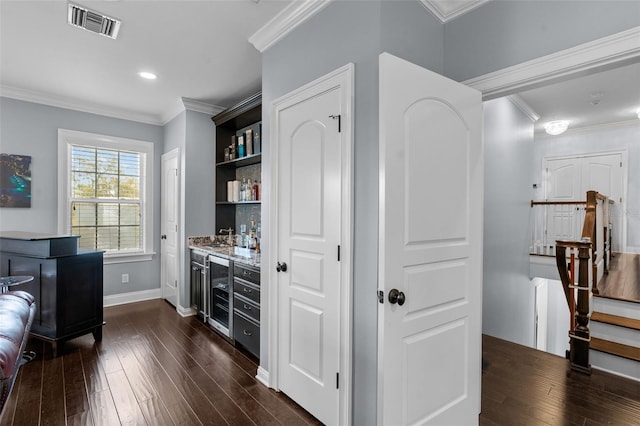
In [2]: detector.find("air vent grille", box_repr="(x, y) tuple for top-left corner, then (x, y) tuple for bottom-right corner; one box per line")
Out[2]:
(68, 3), (121, 39)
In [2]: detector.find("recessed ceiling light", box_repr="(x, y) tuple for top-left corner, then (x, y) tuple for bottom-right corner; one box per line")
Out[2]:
(138, 71), (157, 80)
(544, 120), (570, 136)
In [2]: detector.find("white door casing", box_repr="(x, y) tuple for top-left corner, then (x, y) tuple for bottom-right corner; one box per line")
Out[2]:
(269, 64), (353, 426)
(378, 53), (483, 425)
(161, 149), (180, 307)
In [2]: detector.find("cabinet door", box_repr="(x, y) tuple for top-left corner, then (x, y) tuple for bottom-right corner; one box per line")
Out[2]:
(57, 254), (103, 337)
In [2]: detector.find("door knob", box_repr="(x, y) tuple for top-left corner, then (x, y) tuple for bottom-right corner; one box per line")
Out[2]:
(388, 289), (406, 306)
(276, 262), (288, 272)
(161, 234), (167, 240)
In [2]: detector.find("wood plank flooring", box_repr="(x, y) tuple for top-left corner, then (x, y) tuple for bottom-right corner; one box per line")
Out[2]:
(597, 252), (640, 302)
(480, 334), (640, 426)
(2, 300), (640, 425)
(0, 299), (321, 426)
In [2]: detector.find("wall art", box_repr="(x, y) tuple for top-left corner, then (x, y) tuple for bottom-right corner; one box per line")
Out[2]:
(0, 153), (32, 207)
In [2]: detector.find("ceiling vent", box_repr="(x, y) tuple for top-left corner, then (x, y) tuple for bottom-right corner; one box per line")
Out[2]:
(67, 3), (121, 39)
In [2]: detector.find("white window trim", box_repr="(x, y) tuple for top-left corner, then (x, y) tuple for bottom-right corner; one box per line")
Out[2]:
(58, 129), (155, 264)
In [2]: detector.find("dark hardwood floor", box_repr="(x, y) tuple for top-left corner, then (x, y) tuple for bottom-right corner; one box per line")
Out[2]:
(597, 252), (640, 302)
(0, 299), (321, 426)
(480, 334), (640, 426)
(2, 300), (639, 425)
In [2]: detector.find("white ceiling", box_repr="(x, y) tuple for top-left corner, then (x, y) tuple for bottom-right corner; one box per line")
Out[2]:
(0, 0), (292, 125)
(1, 0), (638, 130)
(518, 61), (640, 135)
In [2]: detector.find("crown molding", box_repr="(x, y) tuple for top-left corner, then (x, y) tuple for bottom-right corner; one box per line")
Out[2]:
(418, 0), (489, 23)
(507, 94), (540, 123)
(181, 97), (225, 116)
(162, 97), (227, 125)
(249, 0), (333, 53)
(463, 26), (640, 100)
(1, 84), (164, 126)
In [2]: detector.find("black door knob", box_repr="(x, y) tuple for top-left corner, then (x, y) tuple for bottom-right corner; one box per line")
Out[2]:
(276, 262), (288, 272)
(388, 289), (406, 306)
(161, 234), (167, 240)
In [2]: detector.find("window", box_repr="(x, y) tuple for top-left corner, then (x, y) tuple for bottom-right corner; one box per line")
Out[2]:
(58, 129), (154, 263)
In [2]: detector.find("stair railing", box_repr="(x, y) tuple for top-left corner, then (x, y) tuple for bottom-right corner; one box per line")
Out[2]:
(554, 190), (614, 374)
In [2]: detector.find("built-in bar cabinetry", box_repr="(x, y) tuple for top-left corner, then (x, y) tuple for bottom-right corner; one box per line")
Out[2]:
(232, 262), (260, 358)
(212, 93), (262, 235)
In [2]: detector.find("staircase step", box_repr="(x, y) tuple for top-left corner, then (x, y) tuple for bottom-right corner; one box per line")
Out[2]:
(591, 312), (640, 331)
(593, 296), (640, 320)
(590, 337), (640, 362)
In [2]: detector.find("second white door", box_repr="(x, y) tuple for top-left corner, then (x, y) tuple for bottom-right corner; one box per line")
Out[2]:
(161, 149), (179, 307)
(275, 75), (346, 424)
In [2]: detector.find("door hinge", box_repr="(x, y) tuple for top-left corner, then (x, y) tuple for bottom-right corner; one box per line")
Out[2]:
(378, 290), (384, 304)
(336, 372), (339, 389)
(620, 162), (622, 167)
(337, 245), (341, 261)
(329, 114), (341, 133)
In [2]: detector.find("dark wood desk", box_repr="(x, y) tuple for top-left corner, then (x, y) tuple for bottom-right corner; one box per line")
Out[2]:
(0, 233), (103, 356)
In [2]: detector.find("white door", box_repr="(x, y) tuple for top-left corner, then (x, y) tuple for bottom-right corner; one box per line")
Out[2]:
(161, 149), (179, 307)
(275, 71), (348, 425)
(581, 153), (624, 251)
(545, 158), (584, 247)
(545, 153), (624, 250)
(378, 53), (483, 425)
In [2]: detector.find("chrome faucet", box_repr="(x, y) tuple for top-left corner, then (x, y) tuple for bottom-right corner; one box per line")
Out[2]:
(219, 228), (234, 245)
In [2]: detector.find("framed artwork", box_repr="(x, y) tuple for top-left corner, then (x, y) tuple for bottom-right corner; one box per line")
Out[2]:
(0, 153), (32, 208)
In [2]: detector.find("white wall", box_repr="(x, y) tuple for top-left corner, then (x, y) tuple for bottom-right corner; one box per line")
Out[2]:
(483, 97), (537, 347)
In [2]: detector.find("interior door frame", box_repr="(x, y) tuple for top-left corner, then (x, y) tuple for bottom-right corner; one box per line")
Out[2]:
(161, 148), (181, 306)
(543, 150), (628, 252)
(267, 63), (354, 425)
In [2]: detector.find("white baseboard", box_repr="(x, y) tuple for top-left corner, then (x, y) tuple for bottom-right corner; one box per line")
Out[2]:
(256, 366), (270, 388)
(177, 304), (196, 317)
(103, 288), (162, 307)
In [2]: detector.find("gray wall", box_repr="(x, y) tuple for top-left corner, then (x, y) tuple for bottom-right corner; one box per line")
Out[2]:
(0, 97), (163, 296)
(262, 1), (443, 423)
(483, 97), (536, 346)
(532, 123), (640, 251)
(163, 109), (216, 308)
(444, 0), (640, 82)
(184, 110), (216, 306)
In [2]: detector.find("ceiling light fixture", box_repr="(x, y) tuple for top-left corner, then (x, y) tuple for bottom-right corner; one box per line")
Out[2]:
(544, 120), (569, 136)
(138, 71), (157, 80)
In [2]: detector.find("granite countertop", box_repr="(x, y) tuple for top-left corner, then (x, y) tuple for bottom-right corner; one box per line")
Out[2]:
(188, 236), (260, 268)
